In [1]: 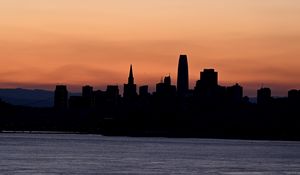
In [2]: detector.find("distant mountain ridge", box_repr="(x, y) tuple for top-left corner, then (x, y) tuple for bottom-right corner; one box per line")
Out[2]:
(0, 88), (81, 107)
(0, 88), (54, 107)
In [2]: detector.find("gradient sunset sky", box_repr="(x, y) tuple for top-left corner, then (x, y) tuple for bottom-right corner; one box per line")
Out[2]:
(1, 0), (300, 96)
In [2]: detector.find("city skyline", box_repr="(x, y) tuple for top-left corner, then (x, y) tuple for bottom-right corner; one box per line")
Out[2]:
(0, 56), (298, 97)
(2, 1), (300, 174)
(1, 53), (300, 140)
(1, 0), (300, 96)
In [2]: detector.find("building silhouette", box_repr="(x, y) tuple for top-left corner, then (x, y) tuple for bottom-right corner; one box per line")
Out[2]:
(194, 69), (225, 101)
(54, 85), (68, 108)
(227, 83), (243, 103)
(4, 53), (300, 140)
(288, 89), (300, 104)
(93, 90), (106, 108)
(177, 55), (189, 96)
(200, 69), (218, 88)
(107, 85), (120, 98)
(82, 85), (94, 108)
(82, 85), (93, 98)
(288, 89), (299, 99)
(257, 87), (272, 105)
(69, 96), (84, 109)
(156, 76), (176, 97)
(139, 85), (150, 97)
(123, 65), (137, 99)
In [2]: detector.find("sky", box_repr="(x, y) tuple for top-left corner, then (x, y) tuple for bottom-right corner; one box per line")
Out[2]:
(0, 0), (300, 96)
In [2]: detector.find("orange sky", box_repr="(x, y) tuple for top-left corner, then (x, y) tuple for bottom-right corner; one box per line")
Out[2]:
(1, 0), (300, 96)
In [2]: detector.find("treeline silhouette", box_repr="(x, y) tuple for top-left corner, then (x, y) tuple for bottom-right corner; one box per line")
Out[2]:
(0, 55), (300, 140)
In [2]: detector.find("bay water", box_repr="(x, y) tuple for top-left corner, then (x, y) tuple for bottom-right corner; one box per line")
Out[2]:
(0, 133), (300, 174)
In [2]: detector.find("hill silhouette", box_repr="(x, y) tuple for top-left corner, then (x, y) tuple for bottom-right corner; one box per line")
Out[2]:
(0, 88), (81, 107)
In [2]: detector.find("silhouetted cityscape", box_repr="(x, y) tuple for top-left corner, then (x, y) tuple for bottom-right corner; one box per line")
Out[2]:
(1, 55), (300, 140)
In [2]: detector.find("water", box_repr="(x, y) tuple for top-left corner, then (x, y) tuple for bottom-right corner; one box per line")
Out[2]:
(0, 133), (300, 175)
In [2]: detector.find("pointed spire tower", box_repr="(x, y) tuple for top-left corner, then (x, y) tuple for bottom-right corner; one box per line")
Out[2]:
(128, 64), (134, 84)
(177, 55), (189, 96)
(124, 64), (137, 99)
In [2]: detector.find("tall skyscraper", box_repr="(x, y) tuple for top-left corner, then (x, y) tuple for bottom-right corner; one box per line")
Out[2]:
(128, 64), (134, 84)
(124, 65), (137, 99)
(177, 55), (189, 96)
(54, 85), (68, 108)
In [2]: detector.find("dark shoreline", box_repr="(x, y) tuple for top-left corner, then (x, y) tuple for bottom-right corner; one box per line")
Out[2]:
(2, 130), (300, 142)
(1, 95), (300, 142)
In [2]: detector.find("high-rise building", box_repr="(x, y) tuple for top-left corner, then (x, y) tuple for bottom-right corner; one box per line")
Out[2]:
(257, 87), (272, 105)
(164, 76), (171, 86)
(156, 76), (176, 97)
(54, 85), (68, 108)
(200, 69), (218, 88)
(124, 65), (137, 99)
(177, 55), (189, 96)
(194, 69), (224, 101)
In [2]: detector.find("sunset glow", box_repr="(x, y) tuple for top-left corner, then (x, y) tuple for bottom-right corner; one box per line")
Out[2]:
(1, 0), (300, 95)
